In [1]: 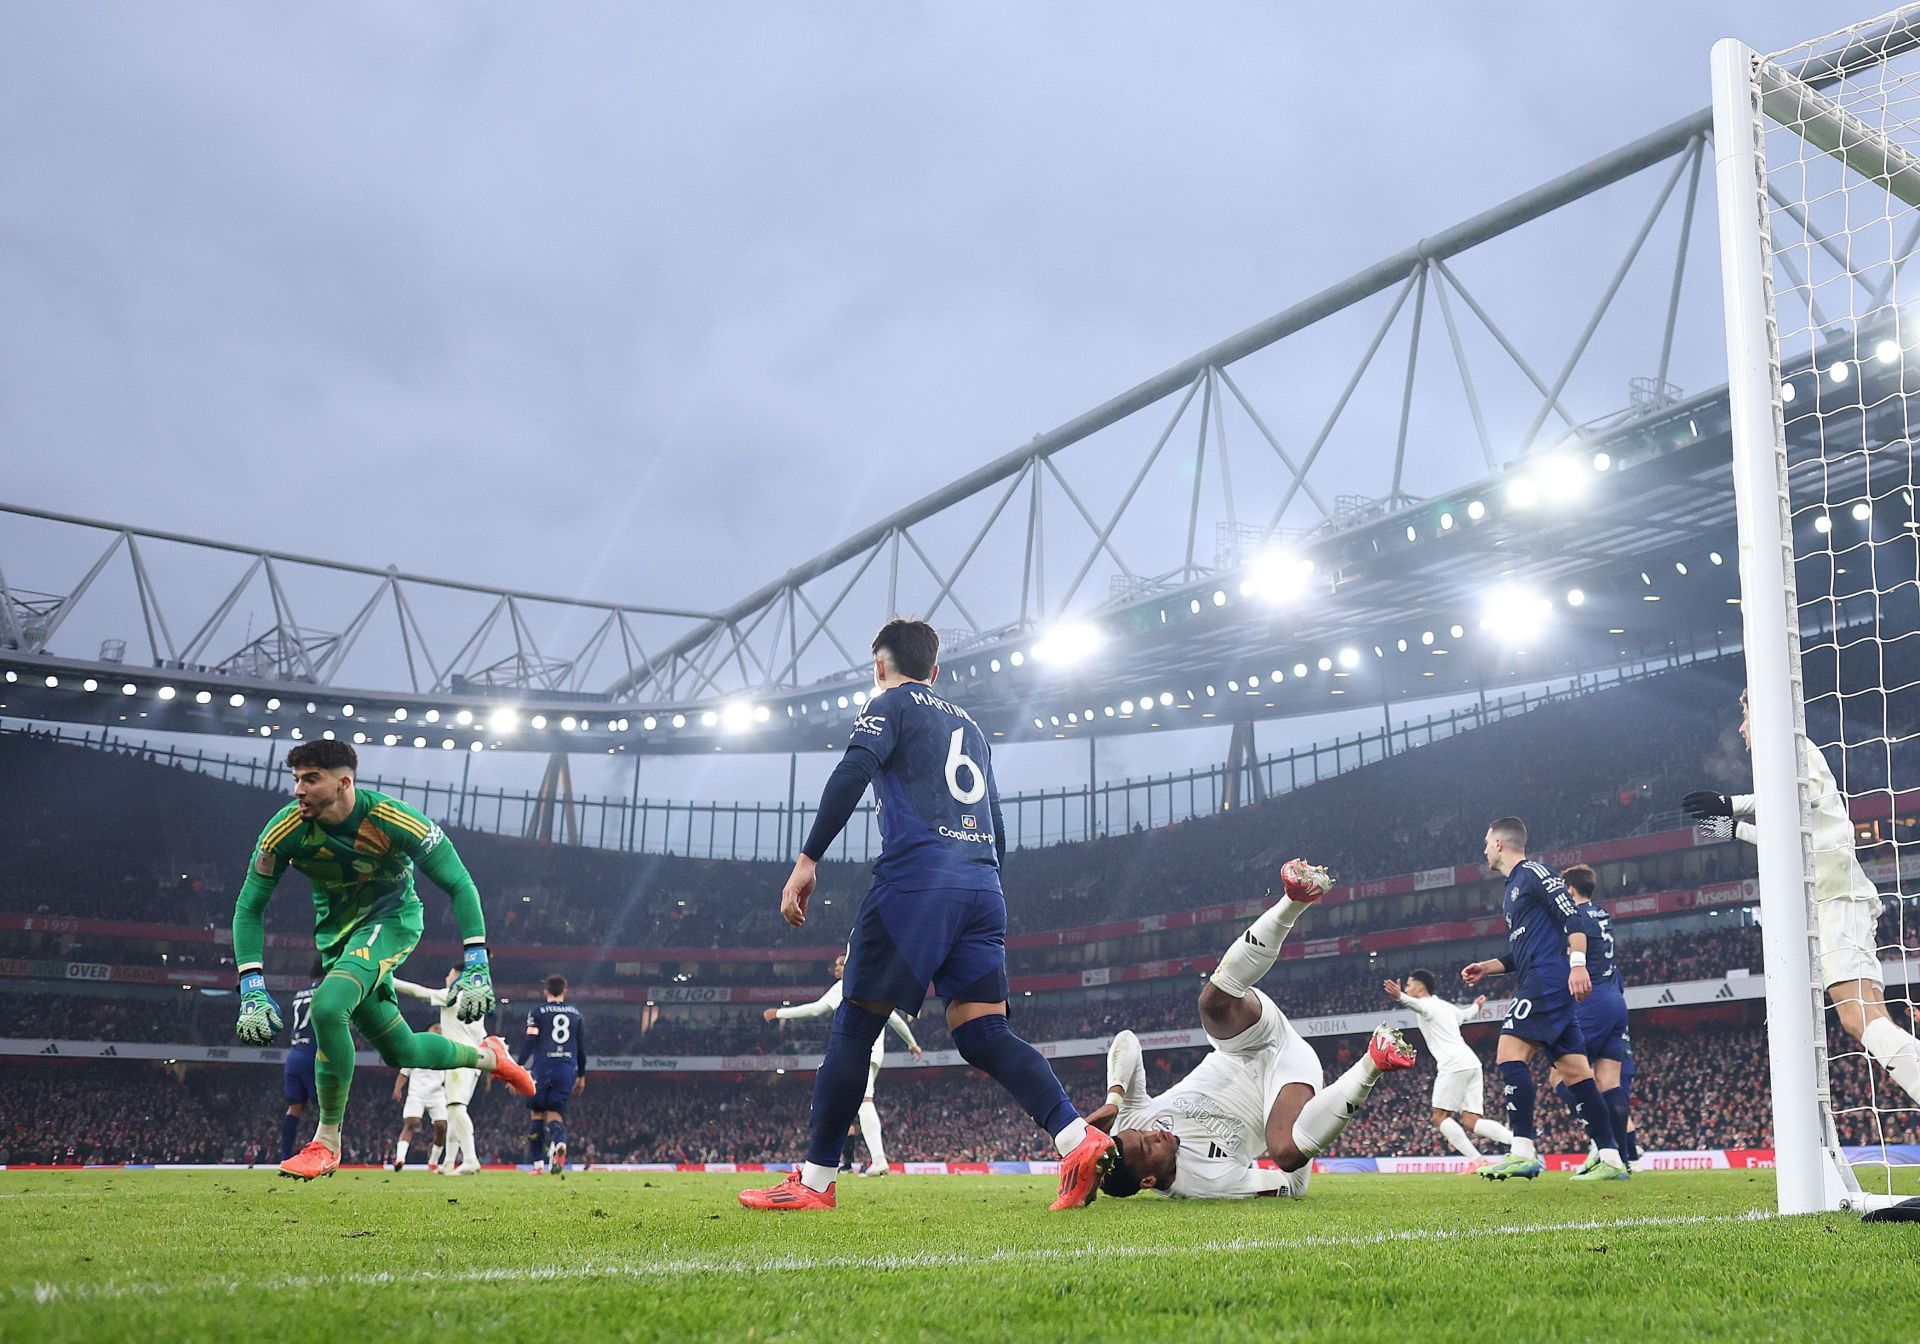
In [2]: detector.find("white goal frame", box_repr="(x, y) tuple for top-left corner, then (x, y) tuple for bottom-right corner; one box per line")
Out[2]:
(1711, 15), (1920, 1216)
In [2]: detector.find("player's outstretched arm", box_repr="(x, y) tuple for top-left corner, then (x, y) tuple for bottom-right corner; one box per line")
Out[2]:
(232, 814), (290, 1044)
(774, 987), (838, 1021)
(1460, 956), (1511, 986)
(392, 977), (451, 1008)
(379, 802), (494, 1022)
(888, 1010), (922, 1057)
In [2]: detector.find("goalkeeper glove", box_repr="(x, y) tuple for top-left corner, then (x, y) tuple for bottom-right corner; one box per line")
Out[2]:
(452, 946), (495, 1023)
(1682, 790), (1733, 823)
(235, 971), (283, 1045)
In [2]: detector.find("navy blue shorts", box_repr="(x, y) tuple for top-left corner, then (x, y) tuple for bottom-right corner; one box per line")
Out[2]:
(1501, 987), (1587, 1061)
(531, 1061), (576, 1113)
(843, 883), (1010, 1016)
(282, 1048), (317, 1106)
(1576, 984), (1631, 1063)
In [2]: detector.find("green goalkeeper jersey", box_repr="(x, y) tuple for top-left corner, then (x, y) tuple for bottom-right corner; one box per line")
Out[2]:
(231, 788), (486, 971)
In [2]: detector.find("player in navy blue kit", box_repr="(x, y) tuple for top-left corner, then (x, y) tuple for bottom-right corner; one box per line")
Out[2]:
(1460, 817), (1625, 1181)
(278, 960), (322, 1162)
(739, 620), (1113, 1211)
(519, 975), (585, 1175)
(1555, 864), (1637, 1172)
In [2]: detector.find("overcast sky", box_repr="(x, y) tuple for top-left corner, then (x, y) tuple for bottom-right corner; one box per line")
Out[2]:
(0, 1), (1871, 803)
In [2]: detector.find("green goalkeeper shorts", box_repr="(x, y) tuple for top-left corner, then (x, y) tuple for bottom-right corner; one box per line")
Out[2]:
(318, 905), (424, 1010)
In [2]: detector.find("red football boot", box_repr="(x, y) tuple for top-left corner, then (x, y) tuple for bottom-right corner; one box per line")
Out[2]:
(278, 1141), (340, 1181)
(1280, 858), (1334, 903)
(738, 1170), (836, 1210)
(479, 1036), (536, 1098)
(1367, 1024), (1418, 1072)
(1050, 1127), (1118, 1211)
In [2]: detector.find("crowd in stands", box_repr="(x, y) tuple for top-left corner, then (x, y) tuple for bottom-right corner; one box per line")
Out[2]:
(1, 663), (1760, 957)
(4, 1019), (1913, 1168)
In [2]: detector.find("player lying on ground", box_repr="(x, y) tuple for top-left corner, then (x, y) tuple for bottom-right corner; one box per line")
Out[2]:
(391, 1024), (448, 1170)
(231, 740), (534, 1180)
(1382, 971), (1511, 1166)
(1087, 861), (1416, 1199)
(1460, 816), (1625, 1182)
(739, 619), (1114, 1212)
(765, 951), (922, 1176)
(394, 965), (490, 1174)
(1548, 864), (1640, 1172)
(520, 975), (586, 1174)
(1683, 690), (1920, 1106)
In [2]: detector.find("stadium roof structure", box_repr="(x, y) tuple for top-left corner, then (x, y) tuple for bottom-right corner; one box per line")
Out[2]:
(5, 14), (1919, 757)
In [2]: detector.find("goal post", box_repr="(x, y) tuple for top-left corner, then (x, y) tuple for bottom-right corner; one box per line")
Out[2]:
(1712, 11), (1920, 1216)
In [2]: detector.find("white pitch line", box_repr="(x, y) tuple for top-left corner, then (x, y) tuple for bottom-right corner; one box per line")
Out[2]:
(13, 1210), (1771, 1308)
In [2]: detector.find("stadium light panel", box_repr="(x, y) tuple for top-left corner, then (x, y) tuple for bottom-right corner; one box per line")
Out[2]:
(852, 689), (868, 706)
(1009, 651), (1025, 667)
(1032, 621), (1104, 665)
(1103, 705), (1115, 717)
(642, 716), (657, 731)
(1158, 691), (1173, 706)
(1814, 514), (1833, 534)
(489, 707), (519, 733)
(1293, 662), (1308, 677)
(0, 670), (12, 683)
(470, 742), (483, 753)
(1506, 478), (1539, 509)
(194, 690), (211, 704)
(1440, 512), (1454, 531)
(1592, 451), (1612, 471)
(289, 727), (302, 739)
(1781, 381), (1797, 402)
(1851, 501), (1872, 521)
(322, 730), (335, 741)
(1271, 668), (1284, 682)
(1467, 500), (1486, 520)
(1710, 551), (1724, 565)
(1211, 590), (1226, 607)
(720, 702), (752, 732)
(1675, 562), (1688, 575)
(424, 710), (440, 723)
(989, 658), (1001, 672)
(1406, 524), (1418, 541)
(530, 714), (547, 729)
(352, 732), (366, 745)
(454, 709), (471, 726)
(123, 683), (137, 695)
(1189, 598), (1202, 614)
(44, 675), (57, 688)
(338, 704), (353, 717)
(1337, 648), (1359, 669)
(1567, 588), (1586, 606)
(228, 693), (243, 707)
(1317, 657), (1332, 672)
(1119, 700), (1133, 714)
(561, 716), (578, 731)
(440, 739), (454, 750)
(1829, 360), (1850, 383)
(1449, 624), (1464, 638)
(306, 701), (317, 714)
(700, 710), (719, 728)
(837, 696), (849, 709)
(393, 707), (406, 720)
(158, 686), (175, 700)
(384, 734), (398, 746)
(412, 735), (425, 747)
(1204, 685), (1216, 698)
(1876, 338), (1900, 365)
(1227, 680), (1239, 692)
(671, 713), (686, 728)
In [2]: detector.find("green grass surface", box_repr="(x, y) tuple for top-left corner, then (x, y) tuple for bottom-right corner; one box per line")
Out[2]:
(2, 1169), (1915, 1342)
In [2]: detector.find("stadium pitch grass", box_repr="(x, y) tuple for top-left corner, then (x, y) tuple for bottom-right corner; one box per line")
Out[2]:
(3, 1170), (1915, 1342)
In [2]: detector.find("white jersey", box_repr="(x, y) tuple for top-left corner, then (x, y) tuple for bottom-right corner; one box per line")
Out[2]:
(776, 980), (919, 1068)
(1733, 741), (1880, 905)
(1394, 993), (1480, 1073)
(393, 978), (489, 1050)
(1111, 992), (1316, 1200)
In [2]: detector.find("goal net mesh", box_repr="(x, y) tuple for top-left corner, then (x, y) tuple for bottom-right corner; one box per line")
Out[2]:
(1740, 6), (1920, 1203)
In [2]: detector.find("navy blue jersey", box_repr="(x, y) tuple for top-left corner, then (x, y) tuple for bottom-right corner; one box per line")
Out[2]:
(523, 1001), (586, 1070)
(1503, 859), (1581, 996)
(852, 684), (1002, 892)
(287, 984), (318, 1050)
(1573, 901), (1621, 985)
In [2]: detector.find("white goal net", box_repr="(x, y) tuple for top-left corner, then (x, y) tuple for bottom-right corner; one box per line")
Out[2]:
(1713, 6), (1920, 1214)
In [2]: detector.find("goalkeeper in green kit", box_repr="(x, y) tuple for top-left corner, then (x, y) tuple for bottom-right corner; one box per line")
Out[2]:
(232, 739), (534, 1179)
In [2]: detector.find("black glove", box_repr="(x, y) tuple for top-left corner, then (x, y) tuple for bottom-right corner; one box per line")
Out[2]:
(1682, 790), (1733, 822)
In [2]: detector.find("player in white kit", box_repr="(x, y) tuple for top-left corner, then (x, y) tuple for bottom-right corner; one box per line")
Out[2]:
(396, 965), (492, 1174)
(765, 952), (923, 1175)
(1684, 689), (1920, 1108)
(1089, 861), (1416, 1199)
(390, 1022), (449, 1170)
(1382, 971), (1512, 1165)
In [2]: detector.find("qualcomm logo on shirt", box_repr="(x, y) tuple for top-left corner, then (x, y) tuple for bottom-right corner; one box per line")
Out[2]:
(853, 714), (886, 737)
(422, 823), (445, 852)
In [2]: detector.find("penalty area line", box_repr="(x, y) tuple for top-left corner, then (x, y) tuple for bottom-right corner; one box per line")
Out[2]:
(13, 1210), (1772, 1307)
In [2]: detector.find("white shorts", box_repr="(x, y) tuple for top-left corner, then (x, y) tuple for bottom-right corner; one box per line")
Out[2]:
(1206, 989), (1325, 1122)
(1819, 896), (1883, 989)
(403, 1075), (447, 1123)
(1431, 1065), (1485, 1115)
(444, 1067), (480, 1108)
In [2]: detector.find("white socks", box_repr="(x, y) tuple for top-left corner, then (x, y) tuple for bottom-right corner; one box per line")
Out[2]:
(858, 1100), (887, 1170)
(1474, 1117), (1514, 1145)
(1289, 1054), (1380, 1160)
(394, 1139), (409, 1165)
(801, 1161), (839, 1193)
(1438, 1116), (1482, 1160)
(429, 1143), (444, 1167)
(1863, 1016), (1920, 1102)
(1510, 1134), (1538, 1160)
(1210, 897), (1309, 998)
(315, 1122), (342, 1155)
(1054, 1117), (1090, 1157)
(447, 1106), (477, 1168)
